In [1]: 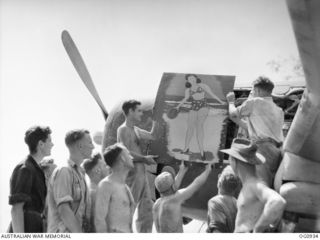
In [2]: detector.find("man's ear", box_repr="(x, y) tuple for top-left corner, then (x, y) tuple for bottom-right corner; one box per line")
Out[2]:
(37, 140), (44, 151)
(118, 153), (124, 163)
(76, 141), (82, 150)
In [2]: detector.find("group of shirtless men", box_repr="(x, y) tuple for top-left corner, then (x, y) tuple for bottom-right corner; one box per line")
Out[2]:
(9, 76), (289, 233)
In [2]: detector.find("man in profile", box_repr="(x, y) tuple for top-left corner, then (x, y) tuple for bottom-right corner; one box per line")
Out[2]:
(9, 126), (53, 233)
(117, 100), (158, 232)
(82, 153), (109, 232)
(153, 161), (212, 233)
(220, 138), (286, 232)
(95, 143), (135, 233)
(47, 129), (94, 233)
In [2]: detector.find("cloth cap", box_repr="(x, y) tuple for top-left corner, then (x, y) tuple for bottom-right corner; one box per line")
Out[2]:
(155, 172), (174, 193)
(220, 138), (265, 165)
(161, 166), (176, 178)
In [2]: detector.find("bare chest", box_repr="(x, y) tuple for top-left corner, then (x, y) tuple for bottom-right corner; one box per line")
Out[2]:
(126, 128), (141, 149)
(236, 193), (264, 232)
(110, 188), (134, 210)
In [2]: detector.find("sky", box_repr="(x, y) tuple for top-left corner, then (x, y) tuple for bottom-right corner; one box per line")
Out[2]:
(0, 0), (302, 231)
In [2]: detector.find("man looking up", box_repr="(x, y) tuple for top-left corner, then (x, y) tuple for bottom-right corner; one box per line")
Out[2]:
(153, 161), (212, 233)
(117, 100), (158, 232)
(82, 153), (109, 232)
(47, 129), (93, 233)
(95, 143), (135, 233)
(220, 138), (286, 232)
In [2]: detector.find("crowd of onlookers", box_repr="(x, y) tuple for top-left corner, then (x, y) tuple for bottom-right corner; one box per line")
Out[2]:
(8, 76), (292, 233)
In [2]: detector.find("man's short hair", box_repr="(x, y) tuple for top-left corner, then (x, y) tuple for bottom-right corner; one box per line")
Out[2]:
(253, 76), (274, 93)
(218, 166), (241, 195)
(122, 100), (141, 116)
(24, 126), (52, 154)
(82, 153), (101, 174)
(65, 129), (90, 147)
(103, 143), (123, 167)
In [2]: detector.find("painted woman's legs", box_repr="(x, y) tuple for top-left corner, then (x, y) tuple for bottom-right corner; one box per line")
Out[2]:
(183, 111), (197, 152)
(196, 107), (209, 159)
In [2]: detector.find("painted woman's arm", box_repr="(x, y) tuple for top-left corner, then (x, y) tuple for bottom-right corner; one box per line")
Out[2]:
(201, 84), (224, 104)
(176, 89), (190, 109)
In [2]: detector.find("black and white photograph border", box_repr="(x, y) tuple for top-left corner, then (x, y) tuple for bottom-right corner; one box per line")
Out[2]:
(1, 0), (319, 236)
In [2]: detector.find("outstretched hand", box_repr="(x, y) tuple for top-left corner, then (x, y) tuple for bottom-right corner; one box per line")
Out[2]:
(179, 160), (188, 172)
(205, 161), (214, 171)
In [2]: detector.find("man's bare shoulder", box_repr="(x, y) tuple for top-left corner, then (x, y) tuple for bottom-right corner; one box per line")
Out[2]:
(98, 177), (117, 191)
(238, 180), (259, 200)
(254, 180), (278, 194)
(246, 178), (276, 198)
(155, 196), (181, 212)
(117, 124), (130, 133)
(249, 178), (268, 189)
(157, 195), (177, 203)
(166, 191), (186, 203)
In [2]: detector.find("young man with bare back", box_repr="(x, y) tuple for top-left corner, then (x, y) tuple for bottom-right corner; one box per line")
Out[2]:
(220, 138), (286, 232)
(153, 161), (212, 233)
(117, 100), (158, 232)
(94, 143), (135, 233)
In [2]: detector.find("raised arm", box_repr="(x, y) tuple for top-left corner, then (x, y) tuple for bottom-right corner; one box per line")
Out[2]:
(226, 92), (238, 117)
(95, 181), (112, 233)
(117, 126), (156, 165)
(226, 92), (254, 120)
(229, 114), (248, 131)
(174, 160), (188, 189)
(176, 163), (212, 202)
(253, 182), (286, 232)
(134, 120), (159, 141)
(201, 84), (225, 104)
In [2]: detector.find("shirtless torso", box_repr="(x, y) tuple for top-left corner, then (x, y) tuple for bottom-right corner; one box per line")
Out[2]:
(153, 163), (212, 233)
(235, 182), (264, 232)
(153, 195), (184, 233)
(95, 177), (135, 233)
(118, 125), (145, 184)
(235, 178), (285, 233)
(117, 119), (157, 233)
(117, 124), (156, 199)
